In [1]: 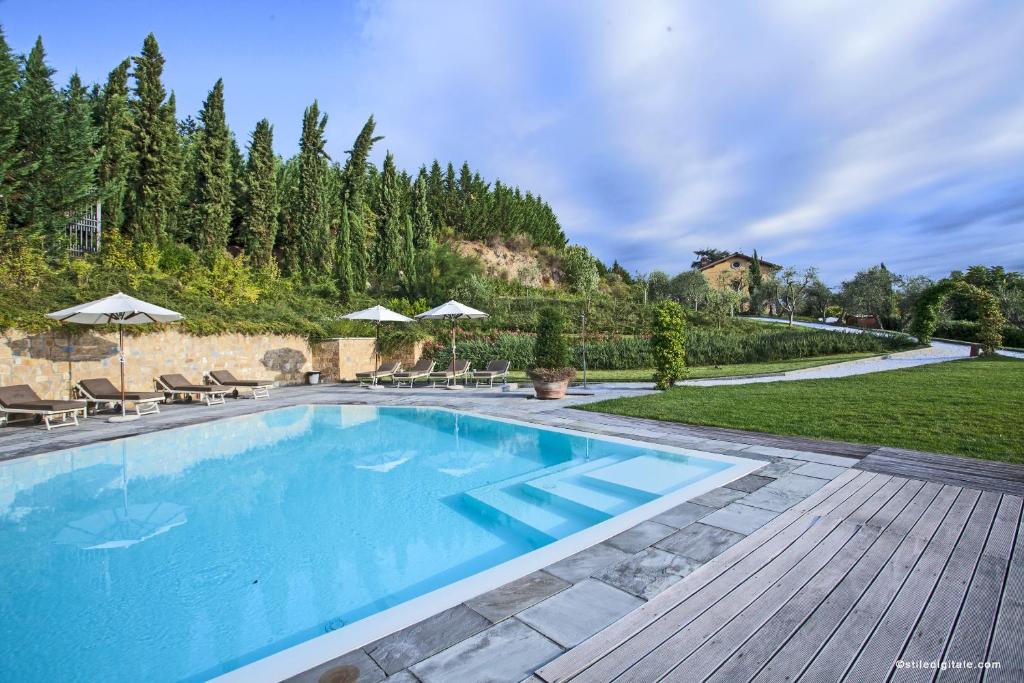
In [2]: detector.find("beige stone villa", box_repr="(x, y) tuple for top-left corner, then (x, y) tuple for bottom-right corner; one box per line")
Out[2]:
(698, 251), (781, 296)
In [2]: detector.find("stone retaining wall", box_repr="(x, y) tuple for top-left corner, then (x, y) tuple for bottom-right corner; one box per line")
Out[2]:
(0, 329), (424, 399)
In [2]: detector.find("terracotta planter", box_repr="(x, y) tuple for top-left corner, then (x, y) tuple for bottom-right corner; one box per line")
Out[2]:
(531, 378), (570, 400)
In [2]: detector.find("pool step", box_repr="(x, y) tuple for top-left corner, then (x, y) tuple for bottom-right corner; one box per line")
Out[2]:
(581, 455), (717, 497)
(522, 457), (650, 518)
(465, 487), (591, 543)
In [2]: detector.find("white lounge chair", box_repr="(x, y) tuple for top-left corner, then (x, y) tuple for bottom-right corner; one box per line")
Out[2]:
(156, 374), (230, 406)
(208, 369), (273, 399)
(0, 384), (88, 430)
(473, 359), (511, 387)
(356, 361), (402, 387)
(393, 359), (436, 387)
(76, 377), (163, 416)
(429, 359), (470, 387)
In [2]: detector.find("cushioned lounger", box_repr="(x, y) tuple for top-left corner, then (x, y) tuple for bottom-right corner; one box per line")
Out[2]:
(355, 362), (402, 387)
(0, 384), (87, 430)
(393, 359), (436, 388)
(473, 359), (511, 387)
(429, 359), (471, 387)
(156, 374), (230, 406)
(76, 378), (164, 416)
(209, 370), (273, 399)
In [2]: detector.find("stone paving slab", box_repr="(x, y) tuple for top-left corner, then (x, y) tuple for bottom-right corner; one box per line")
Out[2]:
(605, 520), (677, 554)
(365, 604), (491, 675)
(724, 473), (774, 492)
(543, 543), (631, 583)
(409, 618), (562, 683)
(739, 473), (828, 512)
(655, 522), (747, 562)
(285, 648), (385, 683)
(689, 486), (749, 509)
(465, 570), (570, 623)
(793, 461), (848, 480)
(701, 502), (781, 535)
(757, 458), (806, 478)
(650, 501), (715, 529)
(517, 579), (644, 648)
(594, 547), (701, 599)
(382, 672), (419, 683)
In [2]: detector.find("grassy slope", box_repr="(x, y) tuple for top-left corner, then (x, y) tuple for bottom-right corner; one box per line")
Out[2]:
(505, 352), (879, 384)
(577, 356), (1024, 463)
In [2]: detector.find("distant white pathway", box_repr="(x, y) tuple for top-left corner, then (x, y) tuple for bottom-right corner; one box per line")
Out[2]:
(679, 317), (989, 386)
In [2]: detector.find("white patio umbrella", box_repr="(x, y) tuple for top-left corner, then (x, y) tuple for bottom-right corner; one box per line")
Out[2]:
(341, 305), (414, 370)
(46, 292), (183, 422)
(415, 300), (488, 383)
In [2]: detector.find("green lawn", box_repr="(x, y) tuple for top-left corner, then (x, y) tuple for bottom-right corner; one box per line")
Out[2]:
(576, 356), (1024, 463)
(505, 352), (879, 384)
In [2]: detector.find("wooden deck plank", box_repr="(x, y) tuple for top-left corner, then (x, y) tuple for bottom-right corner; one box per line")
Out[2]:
(936, 495), (1022, 683)
(697, 478), (923, 683)
(749, 482), (956, 683)
(985, 494), (1024, 682)
(857, 448), (1024, 496)
(612, 517), (851, 683)
(660, 477), (912, 680)
(533, 470), (868, 683)
(888, 492), (1002, 682)
(796, 486), (980, 683)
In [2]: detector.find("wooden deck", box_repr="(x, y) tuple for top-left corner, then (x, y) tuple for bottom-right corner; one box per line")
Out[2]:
(534, 469), (1024, 682)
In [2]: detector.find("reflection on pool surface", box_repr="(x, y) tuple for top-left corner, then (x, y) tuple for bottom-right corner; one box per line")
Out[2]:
(0, 406), (745, 682)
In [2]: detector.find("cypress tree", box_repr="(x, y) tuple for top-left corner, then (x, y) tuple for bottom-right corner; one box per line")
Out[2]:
(96, 58), (134, 233)
(403, 213), (416, 284)
(339, 115), (381, 293)
(126, 33), (179, 244)
(11, 37), (61, 237)
(188, 78), (233, 254)
(373, 151), (402, 284)
(239, 118), (278, 269)
(335, 204), (354, 300)
(426, 159), (444, 230)
(412, 169), (433, 247)
(54, 73), (100, 222)
(294, 100), (332, 279)
(0, 26), (23, 232)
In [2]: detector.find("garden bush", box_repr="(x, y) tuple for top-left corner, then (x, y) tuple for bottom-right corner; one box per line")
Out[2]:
(650, 301), (687, 390)
(934, 320), (1024, 349)
(424, 324), (917, 370)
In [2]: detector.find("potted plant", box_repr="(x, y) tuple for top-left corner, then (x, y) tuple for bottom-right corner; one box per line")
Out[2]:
(528, 308), (576, 399)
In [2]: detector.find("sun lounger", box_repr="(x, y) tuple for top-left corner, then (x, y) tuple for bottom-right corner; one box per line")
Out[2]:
(429, 359), (471, 387)
(0, 384), (87, 430)
(156, 374), (230, 406)
(393, 359), (436, 388)
(76, 378), (164, 416)
(356, 361), (402, 387)
(208, 369), (273, 399)
(473, 359), (511, 387)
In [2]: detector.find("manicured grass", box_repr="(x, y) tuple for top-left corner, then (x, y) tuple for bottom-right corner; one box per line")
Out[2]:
(504, 352), (879, 384)
(577, 356), (1024, 463)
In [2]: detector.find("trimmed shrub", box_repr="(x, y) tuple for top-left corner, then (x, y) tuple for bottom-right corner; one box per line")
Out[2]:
(935, 320), (1024, 349)
(650, 301), (686, 390)
(533, 308), (572, 370)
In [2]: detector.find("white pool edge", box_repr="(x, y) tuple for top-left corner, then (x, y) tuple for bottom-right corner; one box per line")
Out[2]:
(212, 405), (765, 683)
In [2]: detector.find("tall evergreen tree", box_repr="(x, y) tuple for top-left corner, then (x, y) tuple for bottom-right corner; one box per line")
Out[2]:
(403, 213), (416, 284)
(55, 73), (100, 222)
(96, 58), (134, 233)
(339, 116), (381, 292)
(0, 26), (23, 232)
(373, 151), (403, 284)
(188, 78), (233, 254)
(11, 37), (61, 237)
(335, 204), (354, 300)
(411, 169), (433, 247)
(293, 100), (332, 278)
(126, 33), (180, 244)
(239, 118), (278, 269)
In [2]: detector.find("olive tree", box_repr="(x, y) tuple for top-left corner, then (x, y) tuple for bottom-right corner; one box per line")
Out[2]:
(776, 267), (816, 325)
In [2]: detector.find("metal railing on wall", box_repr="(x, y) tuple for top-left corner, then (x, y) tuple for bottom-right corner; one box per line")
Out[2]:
(67, 201), (102, 255)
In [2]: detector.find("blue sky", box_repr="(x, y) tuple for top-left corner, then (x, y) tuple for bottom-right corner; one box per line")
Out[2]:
(3, 0), (1023, 284)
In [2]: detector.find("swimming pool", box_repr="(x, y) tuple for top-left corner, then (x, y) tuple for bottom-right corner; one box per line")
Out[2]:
(0, 406), (760, 682)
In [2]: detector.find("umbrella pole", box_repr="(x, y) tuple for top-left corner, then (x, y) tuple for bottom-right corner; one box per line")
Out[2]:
(375, 322), (381, 370)
(451, 318), (457, 384)
(119, 326), (126, 418)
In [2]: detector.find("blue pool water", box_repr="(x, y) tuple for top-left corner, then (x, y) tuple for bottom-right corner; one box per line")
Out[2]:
(0, 406), (740, 682)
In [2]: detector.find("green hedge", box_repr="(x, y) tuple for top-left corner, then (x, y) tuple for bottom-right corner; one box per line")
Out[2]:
(935, 320), (1024, 348)
(424, 326), (917, 370)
